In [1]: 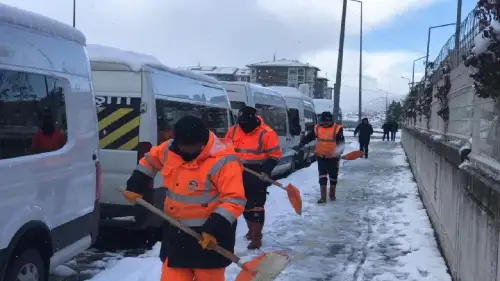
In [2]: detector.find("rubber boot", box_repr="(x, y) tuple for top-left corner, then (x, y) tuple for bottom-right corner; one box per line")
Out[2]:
(317, 185), (327, 204)
(244, 219), (252, 240)
(247, 222), (263, 249)
(329, 184), (336, 201)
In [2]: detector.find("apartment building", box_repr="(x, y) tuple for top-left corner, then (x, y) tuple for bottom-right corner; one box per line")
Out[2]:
(246, 59), (319, 97)
(313, 76), (329, 99)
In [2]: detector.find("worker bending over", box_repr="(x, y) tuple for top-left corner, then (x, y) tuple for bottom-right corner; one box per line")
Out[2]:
(123, 115), (246, 281)
(295, 111), (345, 203)
(225, 106), (281, 249)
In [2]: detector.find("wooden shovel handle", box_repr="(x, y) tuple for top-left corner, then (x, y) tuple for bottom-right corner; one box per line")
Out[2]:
(132, 196), (242, 264)
(242, 167), (285, 189)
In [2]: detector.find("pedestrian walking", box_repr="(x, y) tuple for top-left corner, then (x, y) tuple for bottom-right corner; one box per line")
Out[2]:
(382, 122), (390, 141)
(354, 118), (373, 158)
(390, 121), (399, 141)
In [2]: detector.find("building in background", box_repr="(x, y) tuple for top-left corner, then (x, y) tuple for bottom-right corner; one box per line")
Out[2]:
(246, 59), (319, 97)
(313, 76), (329, 99)
(181, 66), (250, 82)
(324, 87), (333, 100)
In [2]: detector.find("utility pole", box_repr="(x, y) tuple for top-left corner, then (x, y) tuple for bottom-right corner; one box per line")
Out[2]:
(349, 0), (363, 123)
(72, 0), (76, 27)
(455, 0), (462, 65)
(333, 0), (348, 123)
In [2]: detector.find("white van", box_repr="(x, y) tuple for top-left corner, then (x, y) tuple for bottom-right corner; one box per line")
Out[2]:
(221, 81), (296, 176)
(268, 86), (317, 168)
(0, 4), (100, 281)
(87, 45), (233, 242)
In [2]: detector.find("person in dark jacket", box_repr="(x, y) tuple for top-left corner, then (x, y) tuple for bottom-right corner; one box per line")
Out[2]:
(294, 111), (345, 203)
(354, 118), (373, 158)
(382, 122), (390, 141)
(390, 121), (399, 141)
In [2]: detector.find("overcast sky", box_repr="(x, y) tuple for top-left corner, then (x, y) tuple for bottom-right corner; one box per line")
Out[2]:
(2, 0), (476, 112)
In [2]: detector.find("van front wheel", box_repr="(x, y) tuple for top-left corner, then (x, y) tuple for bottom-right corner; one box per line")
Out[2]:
(5, 249), (46, 281)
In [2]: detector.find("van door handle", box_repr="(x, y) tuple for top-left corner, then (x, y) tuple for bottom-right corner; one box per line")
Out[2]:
(92, 153), (97, 161)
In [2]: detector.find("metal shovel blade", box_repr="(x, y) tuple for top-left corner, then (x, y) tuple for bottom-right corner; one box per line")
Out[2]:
(235, 252), (290, 281)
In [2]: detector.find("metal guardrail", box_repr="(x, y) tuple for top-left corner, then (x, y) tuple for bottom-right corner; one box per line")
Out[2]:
(421, 9), (480, 84)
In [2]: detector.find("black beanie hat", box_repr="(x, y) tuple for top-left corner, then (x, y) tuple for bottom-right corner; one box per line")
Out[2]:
(320, 111), (333, 122)
(237, 106), (257, 123)
(173, 115), (209, 145)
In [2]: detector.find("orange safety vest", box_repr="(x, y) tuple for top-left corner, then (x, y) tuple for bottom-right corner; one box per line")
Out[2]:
(314, 123), (342, 158)
(136, 131), (246, 227)
(225, 116), (281, 165)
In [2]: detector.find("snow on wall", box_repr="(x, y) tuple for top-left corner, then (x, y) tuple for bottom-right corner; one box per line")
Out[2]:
(0, 2), (85, 45)
(87, 44), (220, 85)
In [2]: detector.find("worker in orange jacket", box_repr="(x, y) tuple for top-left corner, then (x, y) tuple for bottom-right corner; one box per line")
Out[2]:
(225, 106), (281, 249)
(294, 111), (345, 203)
(122, 115), (246, 281)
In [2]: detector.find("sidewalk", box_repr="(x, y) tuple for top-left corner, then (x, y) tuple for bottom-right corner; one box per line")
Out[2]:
(88, 137), (452, 281)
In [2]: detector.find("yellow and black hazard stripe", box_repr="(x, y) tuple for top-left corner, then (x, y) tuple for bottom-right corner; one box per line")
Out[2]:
(97, 97), (141, 150)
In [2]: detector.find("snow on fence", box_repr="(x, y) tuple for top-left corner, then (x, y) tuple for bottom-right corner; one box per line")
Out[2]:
(405, 7), (500, 170)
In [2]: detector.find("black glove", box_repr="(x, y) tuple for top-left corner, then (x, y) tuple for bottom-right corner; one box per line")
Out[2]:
(126, 170), (151, 194)
(292, 144), (302, 152)
(261, 159), (278, 177)
(200, 212), (231, 240)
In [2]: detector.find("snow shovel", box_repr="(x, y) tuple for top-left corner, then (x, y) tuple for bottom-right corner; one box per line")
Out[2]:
(118, 188), (290, 281)
(341, 150), (364, 160)
(243, 167), (302, 215)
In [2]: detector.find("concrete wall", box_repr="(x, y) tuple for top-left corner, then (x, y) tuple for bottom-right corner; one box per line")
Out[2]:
(402, 127), (500, 281)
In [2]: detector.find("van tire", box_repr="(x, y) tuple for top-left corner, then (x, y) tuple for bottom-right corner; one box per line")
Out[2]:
(5, 249), (46, 281)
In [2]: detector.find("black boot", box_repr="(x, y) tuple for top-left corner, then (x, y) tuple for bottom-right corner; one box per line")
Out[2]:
(317, 185), (327, 204)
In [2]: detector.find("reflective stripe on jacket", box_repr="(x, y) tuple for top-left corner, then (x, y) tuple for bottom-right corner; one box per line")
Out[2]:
(314, 124), (342, 158)
(225, 116), (281, 165)
(136, 131), (246, 227)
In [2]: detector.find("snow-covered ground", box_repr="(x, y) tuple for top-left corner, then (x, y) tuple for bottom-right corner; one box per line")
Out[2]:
(85, 136), (451, 281)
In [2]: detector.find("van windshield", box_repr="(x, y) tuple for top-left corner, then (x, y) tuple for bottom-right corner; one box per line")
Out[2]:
(156, 99), (230, 138)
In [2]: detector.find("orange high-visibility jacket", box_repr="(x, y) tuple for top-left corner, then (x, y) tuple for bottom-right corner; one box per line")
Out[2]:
(225, 116), (281, 165)
(314, 123), (342, 158)
(136, 132), (246, 227)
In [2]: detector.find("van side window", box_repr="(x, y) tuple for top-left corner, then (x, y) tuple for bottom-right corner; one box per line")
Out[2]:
(254, 104), (287, 136)
(156, 99), (230, 139)
(288, 108), (300, 133)
(0, 69), (67, 159)
(304, 109), (316, 131)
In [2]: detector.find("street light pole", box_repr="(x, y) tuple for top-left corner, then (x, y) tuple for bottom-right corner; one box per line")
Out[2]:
(349, 0), (363, 123)
(424, 23), (456, 82)
(455, 0), (462, 64)
(72, 0), (76, 27)
(412, 56), (426, 86)
(333, 0), (348, 123)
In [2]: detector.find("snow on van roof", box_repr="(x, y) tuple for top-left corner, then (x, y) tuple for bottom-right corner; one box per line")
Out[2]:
(0, 3), (86, 45)
(268, 86), (309, 99)
(87, 44), (220, 85)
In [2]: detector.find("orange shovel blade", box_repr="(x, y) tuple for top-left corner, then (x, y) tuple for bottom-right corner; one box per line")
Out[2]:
(285, 184), (302, 215)
(342, 150), (364, 160)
